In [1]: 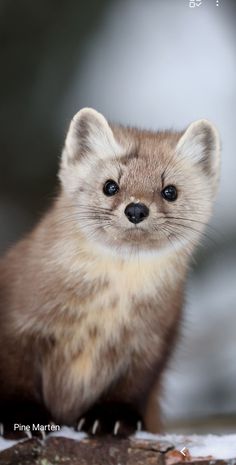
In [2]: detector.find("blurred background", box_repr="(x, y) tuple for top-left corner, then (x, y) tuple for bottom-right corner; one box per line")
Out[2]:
(0, 0), (235, 433)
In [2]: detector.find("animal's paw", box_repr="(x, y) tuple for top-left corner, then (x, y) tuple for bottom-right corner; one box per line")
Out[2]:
(76, 402), (144, 437)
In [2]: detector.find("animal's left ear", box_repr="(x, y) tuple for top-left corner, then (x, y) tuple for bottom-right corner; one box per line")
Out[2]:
(176, 119), (221, 194)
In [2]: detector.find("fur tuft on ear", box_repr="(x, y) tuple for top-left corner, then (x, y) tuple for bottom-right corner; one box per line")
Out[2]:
(176, 119), (221, 193)
(61, 107), (123, 165)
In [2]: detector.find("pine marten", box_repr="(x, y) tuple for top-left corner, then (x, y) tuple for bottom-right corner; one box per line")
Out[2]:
(0, 108), (220, 436)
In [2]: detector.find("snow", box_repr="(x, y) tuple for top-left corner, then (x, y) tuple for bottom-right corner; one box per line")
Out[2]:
(135, 432), (236, 460)
(0, 428), (236, 459)
(49, 426), (87, 441)
(0, 437), (19, 452)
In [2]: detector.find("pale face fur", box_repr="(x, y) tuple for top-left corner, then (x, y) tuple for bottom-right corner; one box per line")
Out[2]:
(59, 108), (220, 257)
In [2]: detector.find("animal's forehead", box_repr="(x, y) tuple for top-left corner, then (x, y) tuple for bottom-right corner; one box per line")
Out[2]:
(119, 157), (162, 193)
(119, 139), (178, 182)
(137, 133), (178, 158)
(112, 124), (182, 165)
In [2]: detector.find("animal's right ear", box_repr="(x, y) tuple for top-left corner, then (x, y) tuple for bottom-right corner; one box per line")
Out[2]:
(61, 107), (122, 166)
(59, 108), (123, 195)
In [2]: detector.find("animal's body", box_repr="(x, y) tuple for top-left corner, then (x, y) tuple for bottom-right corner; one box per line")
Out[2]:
(0, 108), (220, 434)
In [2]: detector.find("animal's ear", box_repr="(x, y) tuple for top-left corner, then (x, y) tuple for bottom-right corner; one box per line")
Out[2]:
(176, 119), (221, 193)
(61, 107), (122, 165)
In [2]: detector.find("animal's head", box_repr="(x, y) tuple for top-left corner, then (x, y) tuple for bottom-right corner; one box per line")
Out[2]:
(59, 108), (220, 256)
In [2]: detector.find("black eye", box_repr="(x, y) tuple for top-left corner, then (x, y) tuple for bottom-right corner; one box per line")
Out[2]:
(161, 185), (178, 202)
(103, 180), (119, 196)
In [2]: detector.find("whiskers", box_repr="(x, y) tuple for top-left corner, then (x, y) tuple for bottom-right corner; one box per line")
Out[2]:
(155, 211), (220, 252)
(75, 205), (115, 234)
(50, 198), (220, 258)
(48, 202), (115, 239)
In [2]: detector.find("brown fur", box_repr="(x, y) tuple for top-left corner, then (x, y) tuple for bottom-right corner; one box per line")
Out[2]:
(0, 108), (220, 431)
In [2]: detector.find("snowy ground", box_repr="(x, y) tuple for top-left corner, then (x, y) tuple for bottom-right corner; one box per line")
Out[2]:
(1, 428), (236, 460)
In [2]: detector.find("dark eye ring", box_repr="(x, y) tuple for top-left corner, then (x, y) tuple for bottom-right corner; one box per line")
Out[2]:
(161, 185), (178, 202)
(103, 179), (119, 196)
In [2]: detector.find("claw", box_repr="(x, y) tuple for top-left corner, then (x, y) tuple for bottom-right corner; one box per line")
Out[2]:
(0, 423), (4, 437)
(113, 421), (120, 436)
(40, 429), (46, 440)
(92, 419), (99, 435)
(77, 418), (85, 432)
(136, 420), (142, 432)
(25, 430), (32, 439)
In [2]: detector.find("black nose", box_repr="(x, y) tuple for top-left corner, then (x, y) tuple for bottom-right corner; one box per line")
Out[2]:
(124, 202), (149, 224)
